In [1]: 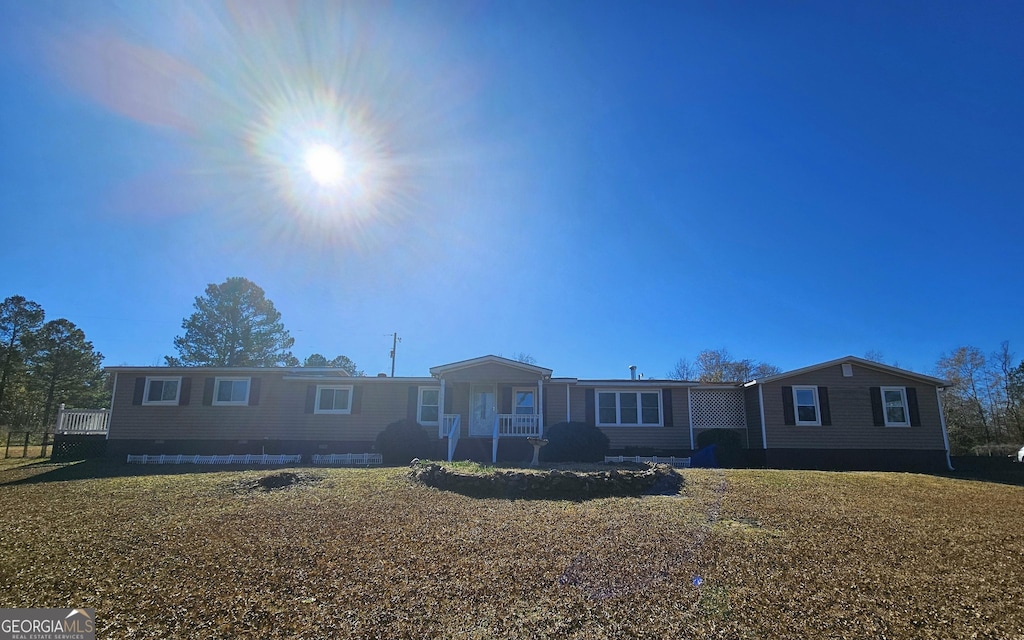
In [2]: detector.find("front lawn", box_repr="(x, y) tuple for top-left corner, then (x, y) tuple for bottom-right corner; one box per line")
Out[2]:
(0, 461), (1021, 638)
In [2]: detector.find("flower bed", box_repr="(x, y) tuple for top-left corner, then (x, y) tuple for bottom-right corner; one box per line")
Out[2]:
(408, 462), (682, 499)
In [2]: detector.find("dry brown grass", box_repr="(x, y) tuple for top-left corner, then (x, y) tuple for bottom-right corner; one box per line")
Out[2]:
(0, 461), (1022, 639)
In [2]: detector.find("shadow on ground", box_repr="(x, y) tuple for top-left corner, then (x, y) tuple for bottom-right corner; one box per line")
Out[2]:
(0, 458), (315, 487)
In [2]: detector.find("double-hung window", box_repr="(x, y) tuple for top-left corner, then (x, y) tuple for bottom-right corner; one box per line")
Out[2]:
(514, 389), (536, 415)
(418, 387), (440, 424)
(143, 377), (180, 405)
(792, 386), (820, 426)
(881, 386), (910, 427)
(214, 377), (250, 406)
(316, 385), (353, 415)
(596, 390), (662, 426)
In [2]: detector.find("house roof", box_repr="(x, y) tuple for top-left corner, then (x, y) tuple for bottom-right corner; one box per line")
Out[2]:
(744, 355), (951, 388)
(428, 355), (553, 377)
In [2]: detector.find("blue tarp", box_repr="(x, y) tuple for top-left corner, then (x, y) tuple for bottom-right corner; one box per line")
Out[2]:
(690, 444), (718, 468)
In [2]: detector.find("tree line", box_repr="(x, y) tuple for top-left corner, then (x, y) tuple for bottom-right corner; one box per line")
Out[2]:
(936, 343), (1024, 455)
(0, 296), (105, 431)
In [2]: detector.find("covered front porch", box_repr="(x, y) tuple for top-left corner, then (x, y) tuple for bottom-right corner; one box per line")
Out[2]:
(428, 356), (552, 462)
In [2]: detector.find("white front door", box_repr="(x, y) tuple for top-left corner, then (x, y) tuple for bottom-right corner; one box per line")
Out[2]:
(470, 384), (496, 436)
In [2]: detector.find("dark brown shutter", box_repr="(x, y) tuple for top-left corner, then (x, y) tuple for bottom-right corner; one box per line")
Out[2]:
(501, 386), (513, 414)
(818, 387), (831, 426)
(132, 377), (146, 405)
(906, 387), (920, 426)
(662, 388), (674, 427)
(542, 385), (550, 427)
(407, 386), (418, 422)
(305, 385), (317, 413)
(782, 386), (795, 425)
(179, 377), (192, 406)
(248, 378), (261, 406)
(870, 387), (884, 426)
(585, 389), (595, 425)
(203, 378), (215, 406)
(351, 385), (362, 414)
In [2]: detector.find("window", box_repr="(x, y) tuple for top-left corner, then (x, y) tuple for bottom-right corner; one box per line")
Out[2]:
(143, 377), (180, 405)
(881, 386), (910, 427)
(596, 390), (662, 426)
(213, 377), (250, 406)
(418, 387), (439, 424)
(514, 389), (536, 415)
(316, 385), (352, 414)
(793, 386), (820, 426)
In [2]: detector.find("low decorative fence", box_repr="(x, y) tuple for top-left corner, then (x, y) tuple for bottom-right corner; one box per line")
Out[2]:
(311, 453), (382, 466)
(127, 454), (302, 465)
(604, 455), (692, 468)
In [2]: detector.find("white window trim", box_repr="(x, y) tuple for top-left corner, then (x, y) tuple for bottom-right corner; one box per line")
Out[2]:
(142, 376), (181, 406)
(792, 385), (821, 426)
(417, 386), (440, 425)
(213, 377), (251, 406)
(315, 384), (353, 415)
(881, 386), (911, 427)
(596, 389), (663, 427)
(513, 387), (537, 415)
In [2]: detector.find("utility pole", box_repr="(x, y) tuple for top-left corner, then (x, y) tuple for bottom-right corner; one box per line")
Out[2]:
(388, 333), (401, 377)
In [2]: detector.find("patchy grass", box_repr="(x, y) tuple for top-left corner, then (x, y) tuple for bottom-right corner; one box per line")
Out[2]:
(0, 462), (1022, 639)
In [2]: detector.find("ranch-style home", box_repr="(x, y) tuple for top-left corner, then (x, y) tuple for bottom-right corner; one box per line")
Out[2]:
(63, 354), (952, 471)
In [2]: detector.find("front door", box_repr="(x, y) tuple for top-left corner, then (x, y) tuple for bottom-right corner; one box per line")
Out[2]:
(470, 384), (496, 436)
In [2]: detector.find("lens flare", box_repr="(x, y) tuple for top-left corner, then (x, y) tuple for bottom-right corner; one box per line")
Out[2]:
(304, 143), (344, 186)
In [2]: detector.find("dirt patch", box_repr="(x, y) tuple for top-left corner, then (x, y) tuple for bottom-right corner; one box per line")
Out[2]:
(409, 463), (683, 500)
(235, 471), (323, 492)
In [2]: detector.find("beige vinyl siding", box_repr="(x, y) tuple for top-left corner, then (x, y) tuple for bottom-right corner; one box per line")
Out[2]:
(110, 371), (412, 442)
(440, 363), (543, 384)
(762, 364), (946, 450)
(543, 382), (569, 426)
(568, 386), (587, 423)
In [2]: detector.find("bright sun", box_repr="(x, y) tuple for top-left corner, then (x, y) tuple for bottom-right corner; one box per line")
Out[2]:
(303, 143), (345, 186)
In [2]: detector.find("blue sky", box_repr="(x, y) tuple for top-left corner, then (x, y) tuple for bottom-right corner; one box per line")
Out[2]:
(1, 1), (1021, 379)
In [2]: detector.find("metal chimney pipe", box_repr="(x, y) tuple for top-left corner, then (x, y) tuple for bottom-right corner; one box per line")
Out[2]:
(629, 365), (637, 380)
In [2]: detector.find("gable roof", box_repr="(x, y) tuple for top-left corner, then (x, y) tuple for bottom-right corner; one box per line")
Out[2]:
(745, 355), (951, 388)
(429, 354), (553, 377)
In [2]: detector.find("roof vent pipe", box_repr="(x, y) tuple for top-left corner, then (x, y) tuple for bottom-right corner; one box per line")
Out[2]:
(629, 365), (637, 380)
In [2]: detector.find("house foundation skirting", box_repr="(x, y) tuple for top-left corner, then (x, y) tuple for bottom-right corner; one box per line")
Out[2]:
(764, 448), (948, 472)
(105, 439), (403, 459)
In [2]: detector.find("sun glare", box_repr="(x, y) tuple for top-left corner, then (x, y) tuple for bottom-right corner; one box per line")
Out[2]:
(304, 143), (345, 187)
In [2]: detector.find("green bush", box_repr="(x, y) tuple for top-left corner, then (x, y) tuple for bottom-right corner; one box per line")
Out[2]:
(374, 419), (433, 465)
(695, 429), (744, 468)
(540, 422), (610, 463)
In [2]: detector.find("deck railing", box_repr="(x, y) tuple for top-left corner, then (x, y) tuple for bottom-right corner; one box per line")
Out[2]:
(446, 415), (461, 462)
(55, 404), (110, 434)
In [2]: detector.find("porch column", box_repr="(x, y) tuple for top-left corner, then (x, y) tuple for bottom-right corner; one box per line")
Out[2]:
(438, 377), (446, 438)
(537, 379), (544, 437)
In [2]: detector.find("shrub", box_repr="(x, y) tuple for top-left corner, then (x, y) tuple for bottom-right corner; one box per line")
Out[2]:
(540, 422), (610, 463)
(695, 429), (744, 468)
(374, 419), (433, 465)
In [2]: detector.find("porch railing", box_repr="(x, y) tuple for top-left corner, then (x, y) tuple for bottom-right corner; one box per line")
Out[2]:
(446, 415), (461, 462)
(440, 413), (459, 440)
(55, 404), (110, 435)
(496, 414), (542, 437)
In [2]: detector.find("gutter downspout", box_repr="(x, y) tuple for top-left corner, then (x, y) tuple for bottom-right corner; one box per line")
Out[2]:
(758, 384), (768, 460)
(106, 372), (118, 441)
(936, 387), (954, 471)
